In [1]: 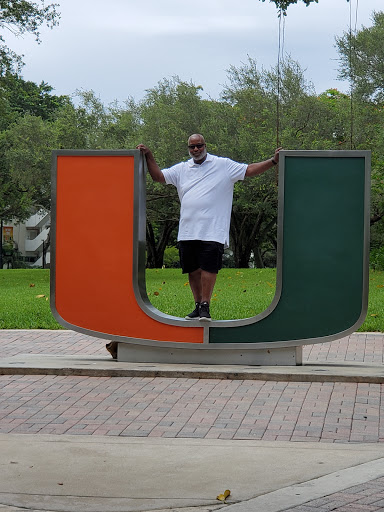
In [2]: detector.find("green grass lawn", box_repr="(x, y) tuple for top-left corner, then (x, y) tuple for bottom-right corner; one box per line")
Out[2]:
(0, 269), (60, 329)
(0, 268), (383, 331)
(147, 268), (276, 320)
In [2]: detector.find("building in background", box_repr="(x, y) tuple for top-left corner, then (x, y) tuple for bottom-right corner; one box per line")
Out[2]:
(1, 210), (50, 269)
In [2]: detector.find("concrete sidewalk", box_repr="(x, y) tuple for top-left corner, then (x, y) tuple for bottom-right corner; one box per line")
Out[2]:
(2, 434), (384, 512)
(1, 330), (384, 512)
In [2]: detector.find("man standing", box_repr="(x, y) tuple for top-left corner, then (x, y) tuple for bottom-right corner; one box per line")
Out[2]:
(137, 134), (281, 321)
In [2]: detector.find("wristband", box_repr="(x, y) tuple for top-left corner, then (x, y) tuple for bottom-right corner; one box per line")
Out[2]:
(271, 158), (277, 166)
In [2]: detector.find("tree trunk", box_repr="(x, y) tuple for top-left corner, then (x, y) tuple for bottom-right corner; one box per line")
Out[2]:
(146, 220), (177, 268)
(253, 247), (265, 268)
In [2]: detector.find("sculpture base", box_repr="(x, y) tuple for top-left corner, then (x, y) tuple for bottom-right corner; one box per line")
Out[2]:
(116, 342), (303, 366)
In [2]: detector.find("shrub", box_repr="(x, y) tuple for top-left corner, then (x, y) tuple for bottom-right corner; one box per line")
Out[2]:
(163, 246), (180, 268)
(370, 247), (384, 270)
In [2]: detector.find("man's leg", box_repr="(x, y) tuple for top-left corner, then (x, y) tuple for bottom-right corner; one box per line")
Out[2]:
(187, 268), (217, 321)
(188, 268), (217, 303)
(188, 268), (202, 303)
(201, 270), (217, 303)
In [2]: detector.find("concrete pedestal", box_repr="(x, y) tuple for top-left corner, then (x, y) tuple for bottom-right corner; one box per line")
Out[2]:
(116, 342), (303, 366)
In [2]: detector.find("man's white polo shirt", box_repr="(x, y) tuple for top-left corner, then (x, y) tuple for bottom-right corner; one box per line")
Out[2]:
(162, 153), (247, 248)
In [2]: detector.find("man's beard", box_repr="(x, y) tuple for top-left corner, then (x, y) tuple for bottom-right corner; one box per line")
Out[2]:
(189, 147), (207, 162)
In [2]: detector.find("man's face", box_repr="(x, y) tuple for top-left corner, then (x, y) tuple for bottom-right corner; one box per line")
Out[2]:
(188, 137), (207, 162)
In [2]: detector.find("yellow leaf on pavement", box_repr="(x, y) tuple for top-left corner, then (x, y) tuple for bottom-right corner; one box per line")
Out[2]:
(216, 489), (231, 502)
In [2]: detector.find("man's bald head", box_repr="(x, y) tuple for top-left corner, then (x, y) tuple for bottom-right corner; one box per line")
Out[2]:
(188, 134), (206, 145)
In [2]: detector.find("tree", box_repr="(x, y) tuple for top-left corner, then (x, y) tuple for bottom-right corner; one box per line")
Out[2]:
(0, 74), (72, 268)
(102, 99), (140, 150)
(3, 73), (66, 119)
(3, 114), (56, 211)
(0, 146), (33, 223)
(337, 11), (384, 232)
(0, 72), (68, 130)
(336, 11), (384, 103)
(0, 0), (60, 74)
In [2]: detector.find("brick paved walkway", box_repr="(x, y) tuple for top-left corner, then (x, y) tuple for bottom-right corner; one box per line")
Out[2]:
(0, 331), (383, 442)
(1, 375), (383, 442)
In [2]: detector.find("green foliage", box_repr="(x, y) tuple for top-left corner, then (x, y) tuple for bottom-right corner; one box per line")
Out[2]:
(0, 0), (60, 74)
(3, 114), (55, 210)
(0, 73), (67, 125)
(335, 10), (384, 231)
(370, 247), (384, 271)
(1, 246), (31, 268)
(0, 72), (71, 221)
(163, 246), (180, 268)
(337, 11), (384, 103)
(138, 76), (205, 168)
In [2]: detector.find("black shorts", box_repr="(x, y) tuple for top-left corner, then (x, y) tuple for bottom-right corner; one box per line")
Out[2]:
(178, 240), (224, 274)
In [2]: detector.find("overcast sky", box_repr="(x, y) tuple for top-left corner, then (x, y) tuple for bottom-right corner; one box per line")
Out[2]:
(5, 0), (384, 105)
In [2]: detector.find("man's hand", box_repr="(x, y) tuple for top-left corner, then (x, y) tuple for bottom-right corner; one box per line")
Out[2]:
(136, 144), (151, 155)
(273, 147), (283, 164)
(135, 144), (165, 183)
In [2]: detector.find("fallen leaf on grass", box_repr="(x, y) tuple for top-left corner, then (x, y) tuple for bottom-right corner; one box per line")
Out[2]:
(36, 294), (45, 299)
(371, 314), (379, 317)
(217, 489), (231, 503)
(153, 291), (159, 296)
(29, 283), (35, 287)
(266, 282), (274, 288)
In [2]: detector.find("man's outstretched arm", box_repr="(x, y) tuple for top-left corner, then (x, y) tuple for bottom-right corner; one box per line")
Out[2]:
(136, 144), (166, 183)
(245, 147), (282, 178)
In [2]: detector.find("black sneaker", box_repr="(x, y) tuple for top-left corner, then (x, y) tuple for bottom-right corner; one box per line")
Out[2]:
(199, 301), (211, 321)
(185, 302), (200, 320)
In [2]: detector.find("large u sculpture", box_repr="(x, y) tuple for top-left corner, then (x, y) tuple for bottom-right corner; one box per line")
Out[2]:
(51, 150), (370, 365)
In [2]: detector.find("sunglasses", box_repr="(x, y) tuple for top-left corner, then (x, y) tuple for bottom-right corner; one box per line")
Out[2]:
(188, 143), (205, 149)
